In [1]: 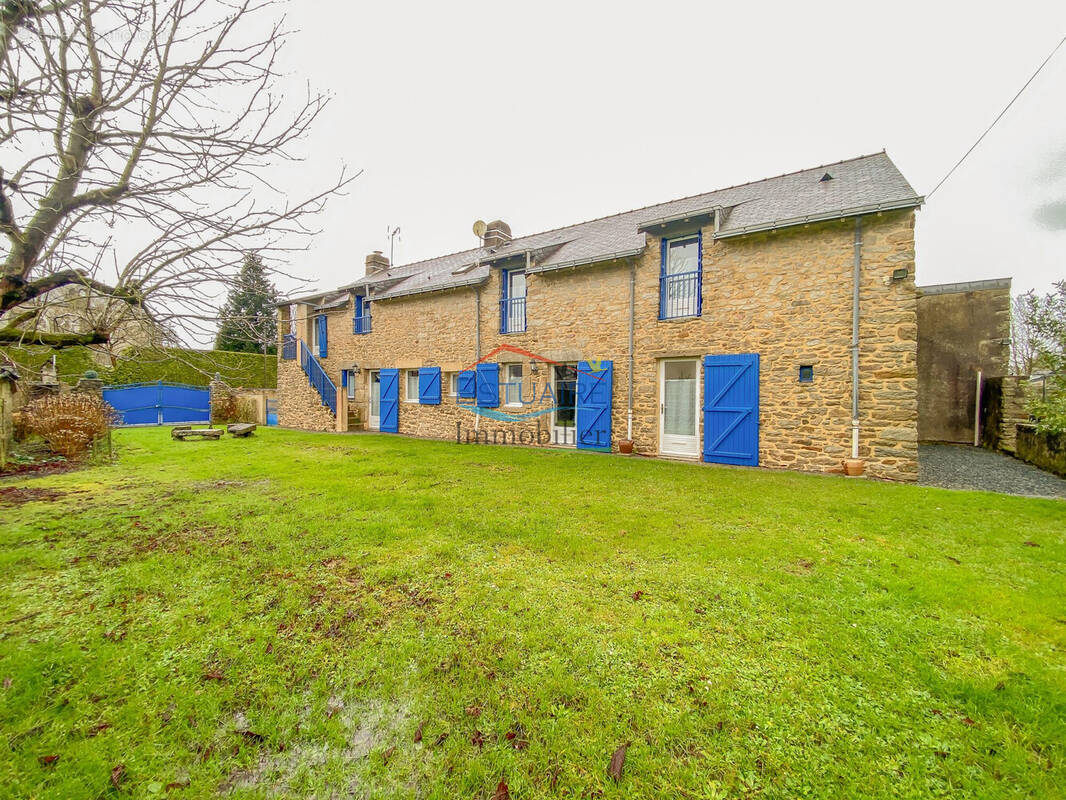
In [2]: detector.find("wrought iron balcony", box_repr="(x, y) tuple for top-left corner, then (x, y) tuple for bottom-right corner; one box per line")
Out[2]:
(500, 296), (526, 334)
(352, 314), (372, 334)
(659, 271), (701, 319)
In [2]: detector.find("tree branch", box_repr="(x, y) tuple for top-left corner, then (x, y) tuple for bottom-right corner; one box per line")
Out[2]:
(0, 326), (109, 347)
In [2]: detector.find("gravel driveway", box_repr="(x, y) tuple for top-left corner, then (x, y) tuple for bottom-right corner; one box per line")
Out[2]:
(918, 444), (1066, 499)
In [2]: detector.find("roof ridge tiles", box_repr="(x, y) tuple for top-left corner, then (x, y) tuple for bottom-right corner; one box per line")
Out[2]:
(382, 151), (895, 272)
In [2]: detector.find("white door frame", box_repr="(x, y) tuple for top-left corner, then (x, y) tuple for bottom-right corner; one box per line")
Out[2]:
(659, 358), (701, 458)
(368, 370), (381, 431)
(551, 363), (577, 447)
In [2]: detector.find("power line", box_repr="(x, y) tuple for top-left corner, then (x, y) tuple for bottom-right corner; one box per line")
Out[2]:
(927, 32), (1066, 200)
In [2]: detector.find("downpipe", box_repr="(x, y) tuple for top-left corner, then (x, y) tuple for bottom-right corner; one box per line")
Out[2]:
(850, 218), (862, 461)
(627, 258), (635, 441)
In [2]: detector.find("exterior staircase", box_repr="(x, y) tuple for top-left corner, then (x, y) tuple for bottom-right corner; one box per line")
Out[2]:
(297, 339), (337, 416)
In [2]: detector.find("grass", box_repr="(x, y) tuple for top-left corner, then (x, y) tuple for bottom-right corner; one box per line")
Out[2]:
(1, 428), (1064, 799)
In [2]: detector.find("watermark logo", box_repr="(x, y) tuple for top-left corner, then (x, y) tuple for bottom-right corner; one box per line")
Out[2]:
(454, 344), (608, 448)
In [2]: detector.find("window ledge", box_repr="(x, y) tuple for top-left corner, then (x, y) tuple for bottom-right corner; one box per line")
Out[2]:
(657, 315), (701, 323)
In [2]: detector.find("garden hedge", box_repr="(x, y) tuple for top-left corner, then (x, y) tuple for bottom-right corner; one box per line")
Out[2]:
(0, 345), (276, 388)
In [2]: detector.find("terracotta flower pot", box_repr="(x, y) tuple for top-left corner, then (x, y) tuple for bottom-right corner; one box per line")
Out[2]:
(618, 439), (634, 454)
(842, 458), (865, 477)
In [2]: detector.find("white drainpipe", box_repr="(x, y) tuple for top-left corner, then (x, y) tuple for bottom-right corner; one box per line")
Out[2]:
(627, 258), (636, 440)
(851, 218), (863, 460)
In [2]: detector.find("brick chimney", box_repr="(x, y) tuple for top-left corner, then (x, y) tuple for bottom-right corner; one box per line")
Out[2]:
(364, 250), (389, 278)
(483, 220), (512, 249)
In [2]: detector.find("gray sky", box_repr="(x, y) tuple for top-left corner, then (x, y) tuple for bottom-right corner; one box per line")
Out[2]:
(273, 1), (1066, 298)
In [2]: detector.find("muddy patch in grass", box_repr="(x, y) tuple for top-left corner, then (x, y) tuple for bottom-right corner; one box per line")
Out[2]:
(0, 486), (67, 506)
(220, 697), (413, 796)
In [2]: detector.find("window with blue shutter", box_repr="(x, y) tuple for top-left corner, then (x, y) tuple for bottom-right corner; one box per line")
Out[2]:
(576, 360), (612, 451)
(458, 369), (476, 400)
(316, 314), (328, 358)
(475, 362), (499, 408)
(418, 366), (442, 404)
(379, 368), (399, 433)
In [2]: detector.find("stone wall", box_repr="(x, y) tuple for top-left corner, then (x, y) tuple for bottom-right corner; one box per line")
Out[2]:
(1016, 425), (1066, 478)
(277, 210), (919, 480)
(916, 278), (1012, 443)
(979, 375), (1029, 454)
(999, 376), (1029, 454)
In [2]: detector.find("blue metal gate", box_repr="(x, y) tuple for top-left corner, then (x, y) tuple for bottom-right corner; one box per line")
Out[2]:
(103, 381), (210, 426)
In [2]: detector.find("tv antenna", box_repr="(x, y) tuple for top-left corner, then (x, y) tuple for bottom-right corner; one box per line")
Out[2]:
(386, 226), (401, 265)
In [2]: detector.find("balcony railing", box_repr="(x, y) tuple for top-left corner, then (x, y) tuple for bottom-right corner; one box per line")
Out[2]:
(659, 271), (701, 319)
(353, 314), (372, 334)
(299, 339), (337, 415)
(281, 333), (297, 360)
(500, 296), (526, 334)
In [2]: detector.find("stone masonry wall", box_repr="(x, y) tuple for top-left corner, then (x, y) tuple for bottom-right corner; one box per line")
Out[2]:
(277, 210), (918, 480)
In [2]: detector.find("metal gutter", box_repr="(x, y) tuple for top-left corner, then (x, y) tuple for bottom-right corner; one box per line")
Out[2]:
(527, 246), (645, 274)
(713, 197), (924, 240)
(636, 205), (723, 233)
(916, 277), (1012, 296)
(276, 290), (332, 306)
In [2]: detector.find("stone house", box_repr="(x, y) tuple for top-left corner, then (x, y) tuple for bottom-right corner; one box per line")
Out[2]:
(276, 152), (924, 481)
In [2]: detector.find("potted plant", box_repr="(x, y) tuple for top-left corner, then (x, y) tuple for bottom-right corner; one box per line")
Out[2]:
(842, 458), (865, 477)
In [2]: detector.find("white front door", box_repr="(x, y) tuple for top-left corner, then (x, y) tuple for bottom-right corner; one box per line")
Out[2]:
(369, 371), (381, 430)
(660, 359), (700, 457)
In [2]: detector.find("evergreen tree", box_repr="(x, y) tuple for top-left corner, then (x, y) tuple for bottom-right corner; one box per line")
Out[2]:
(215, 253), (279, 354)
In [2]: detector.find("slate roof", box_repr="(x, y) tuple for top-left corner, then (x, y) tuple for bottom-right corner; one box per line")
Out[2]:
(289, 152), (921, 304)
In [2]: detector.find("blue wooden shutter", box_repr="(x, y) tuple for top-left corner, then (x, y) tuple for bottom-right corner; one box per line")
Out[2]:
(696, 230), (703, 317)
(475, 363), (499, 408)
(418, 366), (441, 405)
(341, 370), (348, 389)
(658, 238), (667, 320)
(379, 368), (399, 433)
(576, 360), (612, 451)
(317, 315), (328, 358)
(702, 354), (759, 466)
(458, 369), (476, 400)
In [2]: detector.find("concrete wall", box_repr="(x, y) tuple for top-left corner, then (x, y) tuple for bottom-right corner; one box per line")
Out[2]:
(916, 279), (1012, 444)
(279, 210), (920, 481)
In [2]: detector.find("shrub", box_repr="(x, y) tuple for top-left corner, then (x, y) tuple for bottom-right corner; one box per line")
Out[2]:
(22, 393), (117, 459)
(1030, 391), (1066, 435)
(235, 397), (258, 424)
(211, 391), (240, 423)
(212, 388), (259, 424)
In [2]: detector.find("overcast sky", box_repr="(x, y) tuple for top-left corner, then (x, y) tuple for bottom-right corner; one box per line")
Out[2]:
(270, 1), (1066, 299)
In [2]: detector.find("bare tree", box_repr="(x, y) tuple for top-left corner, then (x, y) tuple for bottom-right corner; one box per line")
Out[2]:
(0, 0), (350, 347)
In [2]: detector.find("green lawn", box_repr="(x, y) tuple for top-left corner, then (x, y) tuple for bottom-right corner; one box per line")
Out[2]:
(1, 429), (1064, 799)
